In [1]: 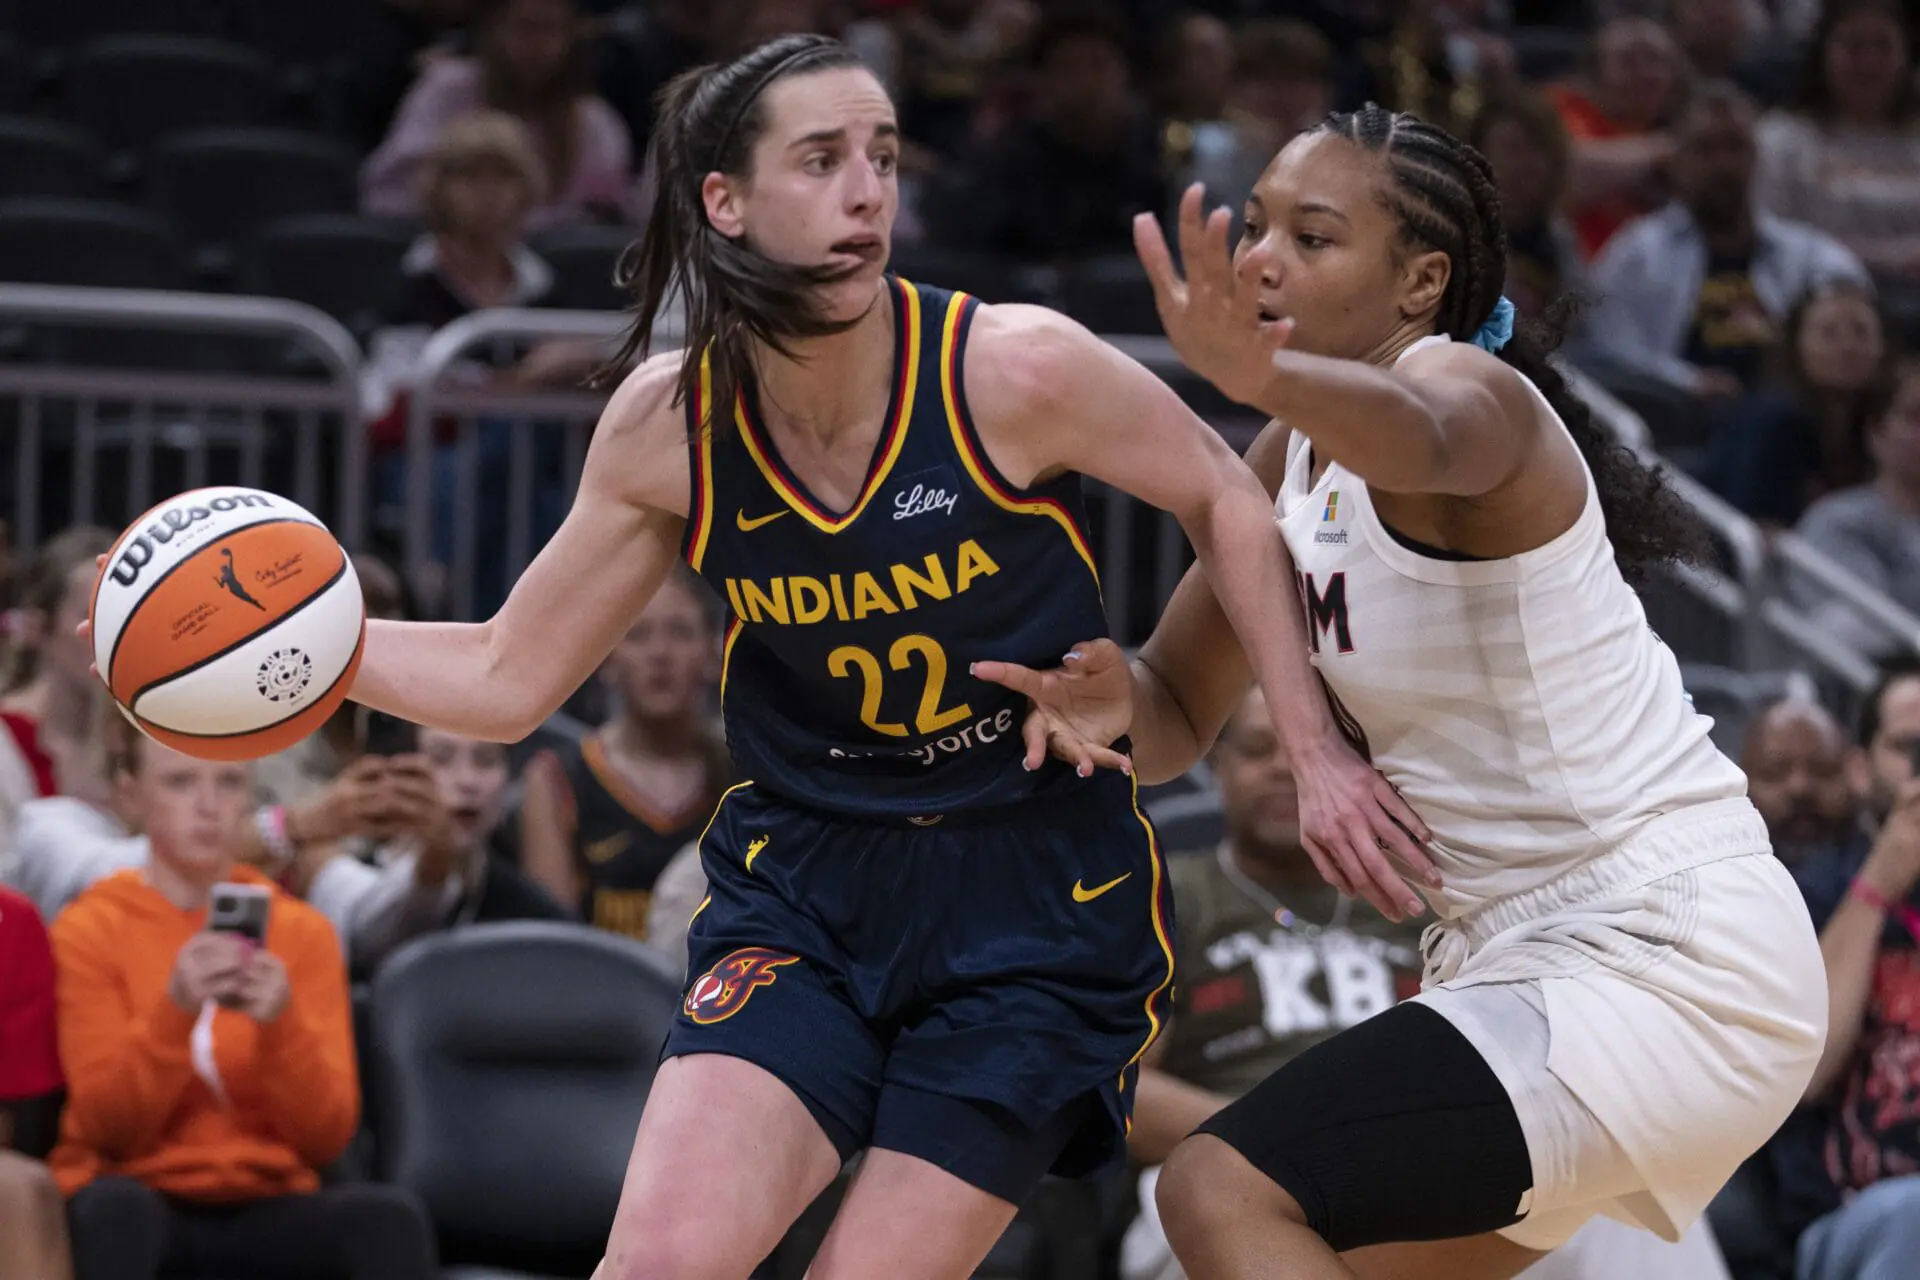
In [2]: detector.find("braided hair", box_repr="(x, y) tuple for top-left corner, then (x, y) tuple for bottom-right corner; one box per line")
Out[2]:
(1317, 104), (1709, 579)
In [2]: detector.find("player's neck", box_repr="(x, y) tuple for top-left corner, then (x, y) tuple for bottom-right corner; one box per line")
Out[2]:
(749, 286), (896, 448)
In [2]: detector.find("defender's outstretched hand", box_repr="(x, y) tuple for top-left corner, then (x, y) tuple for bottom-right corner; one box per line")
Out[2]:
(972, 641), (1133, 778)
(1134, 184), (1295, 408)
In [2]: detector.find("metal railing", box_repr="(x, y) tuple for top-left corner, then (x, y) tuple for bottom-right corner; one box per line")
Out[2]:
(0, 284), (366, 553)
(7, 283), (1916, 719)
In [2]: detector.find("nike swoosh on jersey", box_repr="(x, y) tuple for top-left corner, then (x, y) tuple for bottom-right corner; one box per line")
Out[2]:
(736, 508), (790, 532)
(1072, 873), (1132, 903)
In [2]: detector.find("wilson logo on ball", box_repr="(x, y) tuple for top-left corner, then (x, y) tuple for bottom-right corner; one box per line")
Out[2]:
(109, 492), (277, 588)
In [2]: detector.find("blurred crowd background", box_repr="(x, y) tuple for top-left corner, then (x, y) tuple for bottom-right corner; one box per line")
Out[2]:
(2, 0), (1920, 1277)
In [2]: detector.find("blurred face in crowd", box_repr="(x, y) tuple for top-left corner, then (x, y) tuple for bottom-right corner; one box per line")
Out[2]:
(40, 560), (97, 692)
(1477, 115), (1557, 226)
(1868, 368), (1920, 491)
(603, 577), (717, 728)
(710, 66), (898, 324)
(1672, 0), (1751, 74)
(441, 156), (535, 246)
(1671, 97), (1757, 231)
(1742, 701), (1855, 860)
(1825, 5), (1911, 124)
(1236, 132), (1442, 362)
(1798, 288), (1885, 393)
(1857, 674), (1920, 820)
(1171, 14), (1233, 120)
(419, 728), (511, 853)
(1036, 32), (1132, 141)
(1235, 69), (1331, 141)
(126, 740), (253, 875)
(1594, 17), (1682, 130)
(1214, 690), (1305, 867)
(487, 0), (577, 93)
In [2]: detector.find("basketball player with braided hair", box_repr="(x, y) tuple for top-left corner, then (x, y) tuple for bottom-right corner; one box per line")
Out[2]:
(978, 105), (1827, 1279)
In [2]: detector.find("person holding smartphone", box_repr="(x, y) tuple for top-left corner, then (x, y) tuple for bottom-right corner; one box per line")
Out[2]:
(44, 716), (437, 1280)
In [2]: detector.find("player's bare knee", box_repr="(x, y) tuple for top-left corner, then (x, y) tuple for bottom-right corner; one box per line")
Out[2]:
(1158, 1133), (1308, 1249)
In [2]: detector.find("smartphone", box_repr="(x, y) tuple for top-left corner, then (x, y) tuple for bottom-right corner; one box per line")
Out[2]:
(361, 708), (418, 758)
(207, 882), (271, 945)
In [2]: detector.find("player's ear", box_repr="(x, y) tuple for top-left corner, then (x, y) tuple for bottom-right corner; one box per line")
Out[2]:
(1397, 247), (1450, 325)
(702, 172), (747, 240)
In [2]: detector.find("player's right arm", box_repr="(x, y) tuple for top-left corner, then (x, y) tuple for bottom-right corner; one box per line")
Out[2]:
(349, 357), (693, 743)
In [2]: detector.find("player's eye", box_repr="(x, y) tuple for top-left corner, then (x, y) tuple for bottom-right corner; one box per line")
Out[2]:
(1296, 233), (1331, 250)
(803, 151), (836, 175)
(872, 149), (898, 176)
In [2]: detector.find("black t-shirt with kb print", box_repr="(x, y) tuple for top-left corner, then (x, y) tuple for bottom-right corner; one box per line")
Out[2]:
(1684, 250), (1778, 389)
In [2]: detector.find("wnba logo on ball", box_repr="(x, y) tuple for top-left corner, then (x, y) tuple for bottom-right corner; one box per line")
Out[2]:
(255, 648), (314, 705)
(109, 493), (277, 588)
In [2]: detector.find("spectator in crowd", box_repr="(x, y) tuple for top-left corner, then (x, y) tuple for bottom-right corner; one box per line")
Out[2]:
(363, 113), (578, 618)
(361, 0), (636, 231)
(1548, 13), (1687, 260)
(1742, 697), (1861, 864)
(1784, 660), (1920, 1280)
(1181, 20), (1336, 240)
(1672, 0), (1793, 101)
(1468, 89), (1584, 318)
(0, 528), (116, 863)
(1704, 278), (1892, 525)
(51, 728), (437, 1280)
(925, 5), (1167, 260)
(1755, 0), (1920, 288)
(412, 724), (568, 929)
(1118, 689), (1732, 1280)
(1341, 0), (1515, 139)
(519, 569), (725, 942)
(0, 885), (69, 1280)
(1794, 360), (1920, 654)
(6, 556), (417, 926)
(1580, 82), (1870, 400)
(1155, 11), (1233, 174)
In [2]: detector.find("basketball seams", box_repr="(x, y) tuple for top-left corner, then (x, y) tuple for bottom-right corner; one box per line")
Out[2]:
(123, 555), (353, 708)
(103, 517), (321, 685)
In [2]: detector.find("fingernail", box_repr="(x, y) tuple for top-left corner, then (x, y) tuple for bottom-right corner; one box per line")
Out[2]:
(1078, 764), (1092, 777)
(968, 663), (977, 675)
(1063, 651), (1082, 663)
(1023, 759), (1034, 772)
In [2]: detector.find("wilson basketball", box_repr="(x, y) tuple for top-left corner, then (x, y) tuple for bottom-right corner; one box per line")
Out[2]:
(90, 487), (365, 762)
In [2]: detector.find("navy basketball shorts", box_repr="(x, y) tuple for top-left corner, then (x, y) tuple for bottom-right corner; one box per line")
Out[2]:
(662, 771), (1176, 1204)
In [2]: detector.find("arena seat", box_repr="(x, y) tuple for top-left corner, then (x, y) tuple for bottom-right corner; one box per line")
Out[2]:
(68, 36), (277, 164)
(0, 118), (106, 200)
(0, 196), (185, 288)
(149, 128), (359, 273)
(1056, 255), (1163, 336)
(366, 922), (681, 1277)
(528, 224), (634, 313)
(245, 213), (415, 342)
(0, 35), (28, 111)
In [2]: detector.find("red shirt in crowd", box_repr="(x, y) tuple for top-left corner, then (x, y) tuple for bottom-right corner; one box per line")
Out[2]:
(0, 884), (64, 1103)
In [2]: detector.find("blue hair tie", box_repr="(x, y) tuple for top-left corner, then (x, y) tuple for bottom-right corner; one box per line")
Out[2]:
(1470, 296), (1516, 353)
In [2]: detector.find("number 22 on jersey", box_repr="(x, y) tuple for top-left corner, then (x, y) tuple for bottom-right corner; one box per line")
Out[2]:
(828, 634), (972, 738)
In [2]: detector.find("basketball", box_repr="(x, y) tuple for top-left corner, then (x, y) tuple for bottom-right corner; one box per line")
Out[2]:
(89, 487), (366, 763)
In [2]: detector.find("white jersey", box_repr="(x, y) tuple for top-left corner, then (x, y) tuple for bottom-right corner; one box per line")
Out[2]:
(1275, 335), (1752, 918)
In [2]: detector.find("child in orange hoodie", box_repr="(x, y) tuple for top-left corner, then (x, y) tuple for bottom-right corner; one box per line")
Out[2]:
(51, 724), (437, 1280)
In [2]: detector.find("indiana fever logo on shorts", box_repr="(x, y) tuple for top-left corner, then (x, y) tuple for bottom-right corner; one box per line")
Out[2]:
(683, 947), (801, 1025)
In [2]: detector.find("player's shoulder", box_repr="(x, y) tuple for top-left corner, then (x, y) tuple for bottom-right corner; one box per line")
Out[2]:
(1395, 337), (1542, 425)
(584, 350), (696, 514)
(958, 302), (1108, 418)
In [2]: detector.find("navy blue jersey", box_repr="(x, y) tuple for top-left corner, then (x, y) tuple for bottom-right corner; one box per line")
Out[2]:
(680, 277), (1110, 818)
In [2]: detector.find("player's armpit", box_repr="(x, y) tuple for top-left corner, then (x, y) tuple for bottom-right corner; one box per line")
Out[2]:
(351, 357), (693, 743)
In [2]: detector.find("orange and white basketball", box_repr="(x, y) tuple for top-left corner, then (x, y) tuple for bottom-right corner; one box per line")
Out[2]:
(90, 487), (365, 762)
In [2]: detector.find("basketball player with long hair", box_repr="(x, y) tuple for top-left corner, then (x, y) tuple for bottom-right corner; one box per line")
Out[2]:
(329, 36), (1439, 1280)
(978, 106), (1828, 1279)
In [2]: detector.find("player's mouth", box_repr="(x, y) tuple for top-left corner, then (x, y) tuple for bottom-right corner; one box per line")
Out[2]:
(829, 235), (885, 266)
